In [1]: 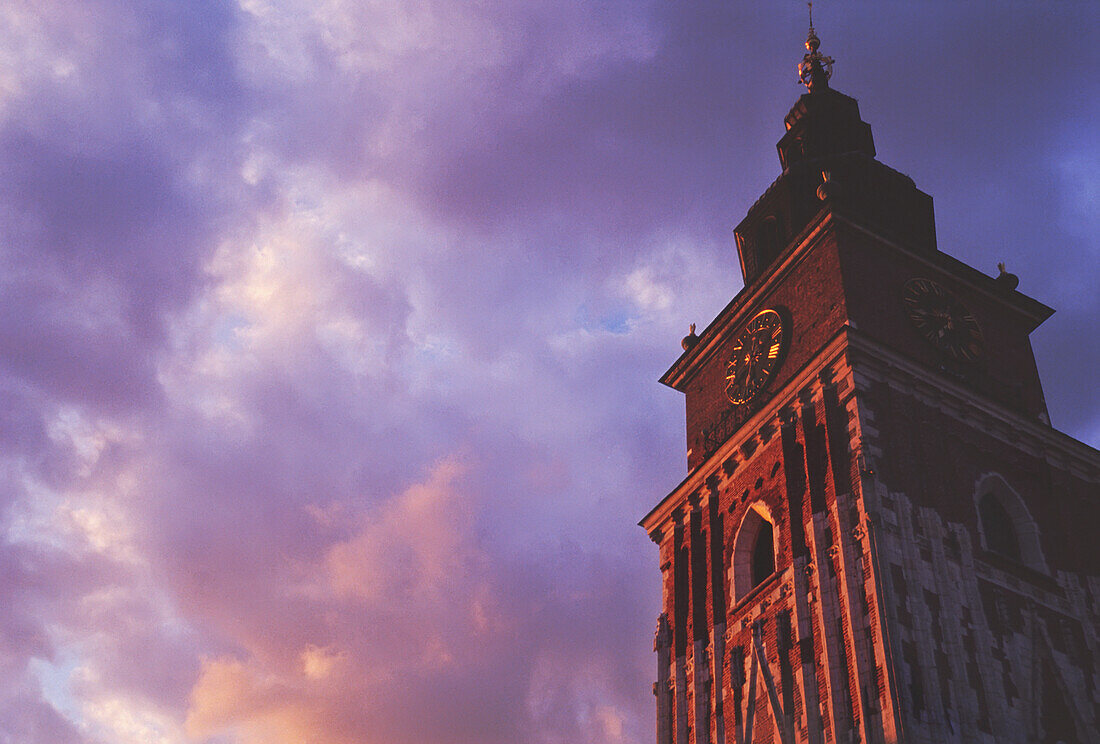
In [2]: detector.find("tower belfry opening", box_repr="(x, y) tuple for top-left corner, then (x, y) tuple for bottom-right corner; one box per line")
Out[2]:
(641, 20), (1099, 744)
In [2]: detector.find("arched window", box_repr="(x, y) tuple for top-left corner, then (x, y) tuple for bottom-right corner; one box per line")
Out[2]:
(731, 505), (777, 601)
(978, 493), (1021, 561)
(751, 521), (775, 588)
(974, 474), (1047, 573)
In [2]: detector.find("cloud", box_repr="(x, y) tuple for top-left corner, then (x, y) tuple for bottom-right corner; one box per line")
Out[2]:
(0, 2), (1096, 744)
(324, 455), (475, 602)
(172, 454), (649, 744)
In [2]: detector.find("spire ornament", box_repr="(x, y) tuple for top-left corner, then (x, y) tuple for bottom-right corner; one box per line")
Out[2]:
(798, 2), (834, 92)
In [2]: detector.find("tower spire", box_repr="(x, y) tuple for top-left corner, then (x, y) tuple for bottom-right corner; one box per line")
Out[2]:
(798, 2), (834, 92)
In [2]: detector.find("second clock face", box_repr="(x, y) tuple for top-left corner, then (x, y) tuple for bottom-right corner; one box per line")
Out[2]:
(725, 309), (785, 405)
(903, 278), (983, 361)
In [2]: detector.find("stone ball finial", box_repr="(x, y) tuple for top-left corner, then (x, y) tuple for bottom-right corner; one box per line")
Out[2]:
(681, 323), (699, 351)
(817, 170), (839, 201)
(995, 262), (1020, 291)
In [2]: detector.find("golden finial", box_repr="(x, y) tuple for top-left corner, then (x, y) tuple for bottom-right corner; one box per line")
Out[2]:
(799, 2), (834, 91)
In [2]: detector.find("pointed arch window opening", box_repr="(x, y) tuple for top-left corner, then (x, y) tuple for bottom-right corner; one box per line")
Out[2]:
(731, 506), (778, 602)
(978, 493), (1021, 562)
(974, 474), (1048, 574)
(751, 520), (776, 588)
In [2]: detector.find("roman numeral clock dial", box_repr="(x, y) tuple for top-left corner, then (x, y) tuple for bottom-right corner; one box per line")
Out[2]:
(903, 278), (983, 362)
(725, 309), (786, 405)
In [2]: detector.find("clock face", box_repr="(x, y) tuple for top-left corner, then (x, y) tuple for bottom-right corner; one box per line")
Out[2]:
(903, 278), (983, 361)
(725, 309), (785, 405)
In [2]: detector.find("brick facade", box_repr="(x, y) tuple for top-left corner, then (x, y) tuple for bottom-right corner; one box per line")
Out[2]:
(641, 55), (1100, 744)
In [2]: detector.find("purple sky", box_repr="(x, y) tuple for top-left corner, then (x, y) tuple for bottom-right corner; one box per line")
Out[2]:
(0, 2), (1096, 743)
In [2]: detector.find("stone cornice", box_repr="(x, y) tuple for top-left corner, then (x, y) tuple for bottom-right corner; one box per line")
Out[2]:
(845, 330), (1100, 480)
(660, 210), (835, 391)
(660, 208), (1053, 394)
(642, 328), (854, 538)
(641, 325), (1099, 540)
(834, 213), (1053, 327)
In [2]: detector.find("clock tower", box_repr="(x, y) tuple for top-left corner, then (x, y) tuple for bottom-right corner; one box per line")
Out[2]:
(641, 25), (1100, 744)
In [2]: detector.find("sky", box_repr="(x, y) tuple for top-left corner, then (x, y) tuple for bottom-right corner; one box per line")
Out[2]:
(0, 2), (1097, 743)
